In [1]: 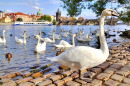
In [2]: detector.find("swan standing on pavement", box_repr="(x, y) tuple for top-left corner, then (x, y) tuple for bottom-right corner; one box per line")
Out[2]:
(0, 30), (6, 43)
(15, 30), (26, 44)
(47, 9), (119, 79)
(34, 35), (46, 53)
(54, 34), (76, 48)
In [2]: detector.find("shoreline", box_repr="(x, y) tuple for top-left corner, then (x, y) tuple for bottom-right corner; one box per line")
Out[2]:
(0, 42), (129, 86)
(0, 22), (14, 25)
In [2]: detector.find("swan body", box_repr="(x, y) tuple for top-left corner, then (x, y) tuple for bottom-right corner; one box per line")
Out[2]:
(15, 31), (26, 44)
(47, 9), (119, 78)
(34, 35), (46, 53)
(76, 33), (93, 42)
(50, 30), (62, 40)
(54, 34), (76, 48)
(0, 30), (6, 43)
(62, 31), (68, 38)
(20, 34), (30, 38)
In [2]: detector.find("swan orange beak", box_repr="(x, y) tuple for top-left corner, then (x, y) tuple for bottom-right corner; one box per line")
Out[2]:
(111, 11), (119, 17)
(34, 36), (36, 40)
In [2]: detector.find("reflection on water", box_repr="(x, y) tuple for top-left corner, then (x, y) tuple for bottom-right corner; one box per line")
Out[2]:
(0, 25), (129, 76)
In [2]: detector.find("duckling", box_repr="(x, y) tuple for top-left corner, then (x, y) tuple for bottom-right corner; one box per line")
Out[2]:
(56, 49), (63, 56)
(5, 53), (12, 59)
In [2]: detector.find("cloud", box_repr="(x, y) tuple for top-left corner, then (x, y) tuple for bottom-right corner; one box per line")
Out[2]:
(6, 10), (13, 13)
(35, 3), (40, 5)
(48, 0), (62, 4)
(0, 2), (5, 5)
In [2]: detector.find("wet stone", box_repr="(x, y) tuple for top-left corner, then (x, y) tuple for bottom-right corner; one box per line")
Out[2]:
(47, 84), (56, 86)
(97, 62), (110, 70)
(83, 71), (96, 79)
(71, 72), (79, 79)
(1, 80), (17, 86)
(96, 73), (111, 81)
(106, 56), (112, 61)
(115, 70), (129, 77)
(54, 80), (64, 86)
(90, 68), (102, 74)
(123, 78), (130, 84)
(66, 81), (80, 86)
(62, 71), (72, 77)
(116, 56), (124, 60)
(53, 70), (64, 75)
(125, 56), (130, 61)
(111, 74), (125, 82)
(120, 50), (126, 54)
(81, 78), (92, 83)
(21, 72), (33, 78)
(43, 73), (53, 78)
(112, 53), (120, 58)
(104, 79), (120, 86)
(0, 78), (12, 84)
(109, 63), (122, 70)
(117, 59), (127, 66)
(89, 79), (102, 86)
(29, 64), (40, 69)
(29, 77), (46, 84)
(49, 75), (62, 82)
(32, 72), (43, 78)
(18, 82), (34, 86)
(75, 79), (87, 85)
(59, 65), (69, 70)
(36, 79), (52, 86)
(62, 77), (73, 83)
(104, 68), (116, 74)
(0, 73), (16, 79)
(120, 65), (130, 72)
(40, 63), (52, 70)
(30, 68), (40, 73)
(15, 77), (33, 84)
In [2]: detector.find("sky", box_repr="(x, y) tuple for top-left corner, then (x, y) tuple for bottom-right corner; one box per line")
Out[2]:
(0, 0), (123, 19)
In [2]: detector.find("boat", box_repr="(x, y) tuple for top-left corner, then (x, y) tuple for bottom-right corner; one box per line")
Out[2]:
(13, 21), (52, 26)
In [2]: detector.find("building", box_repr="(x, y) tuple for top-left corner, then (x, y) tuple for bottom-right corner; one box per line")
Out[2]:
(56, 8), (61, 22)
(50, 15), (56, 22)
(0, 11), (5, 19)
(37, 9), (43, 16)
(1, 16), (12, 23)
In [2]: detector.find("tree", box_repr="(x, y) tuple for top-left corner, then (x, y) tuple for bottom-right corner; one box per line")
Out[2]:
(53, 19), (56, 25)
(17, 18), (23, 21)
(40, 15), (52, 22)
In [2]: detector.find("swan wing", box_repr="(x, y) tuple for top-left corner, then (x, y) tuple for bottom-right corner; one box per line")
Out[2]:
(44, 38), (52, 43)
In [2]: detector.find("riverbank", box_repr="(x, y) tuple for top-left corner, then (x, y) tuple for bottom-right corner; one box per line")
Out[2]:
(0, 22), (14, 25)
(0, 42), (129, 86)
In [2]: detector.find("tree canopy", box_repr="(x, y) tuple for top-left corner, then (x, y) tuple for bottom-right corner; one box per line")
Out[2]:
(17, 18), (23, 21)
(39, 15), (52, 22)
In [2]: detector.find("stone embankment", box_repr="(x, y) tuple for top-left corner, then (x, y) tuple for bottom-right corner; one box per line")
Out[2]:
(0, 22), (14, 25)
(0, 42), (130, 86)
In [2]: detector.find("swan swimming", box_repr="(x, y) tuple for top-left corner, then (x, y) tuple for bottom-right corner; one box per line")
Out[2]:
(47, 9), (119, 79)
(0, 30), (6, 43)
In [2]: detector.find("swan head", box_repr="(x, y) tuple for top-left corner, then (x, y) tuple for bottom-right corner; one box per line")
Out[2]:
(102, 9), (119, 17)
(24, 30), (26, 33)
(34, 35), (40, 39)
(73, 34), (77, 37)
(3, 30), (7, 32)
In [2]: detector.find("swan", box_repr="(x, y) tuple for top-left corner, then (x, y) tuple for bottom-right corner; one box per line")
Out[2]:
(39, 31), (54, 43)
(104, 27), (110, 34)
(76, 33), (93, 42)
(34, 35), (46, 53)
(47, 9), (119, 79)
(20, 31), (30, 38)
(90, 28), (96, 35)
(0, 30), (6, 43)
(54, 34), (76, 48)
(15, 30), (26, 44)
(62, 31), (68, 38)
(50, 30), (62, 40)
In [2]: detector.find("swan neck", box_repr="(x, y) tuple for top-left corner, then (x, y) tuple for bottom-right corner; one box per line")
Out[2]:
(53, 32), (55, 43)
(99, 15), (108, 53)
(3, 31), (5, 40)
(24, 33), (26, 42)
(72, 35), (75, 46)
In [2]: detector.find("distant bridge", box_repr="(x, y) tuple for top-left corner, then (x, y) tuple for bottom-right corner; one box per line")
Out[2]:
(58, 18), (120, 25)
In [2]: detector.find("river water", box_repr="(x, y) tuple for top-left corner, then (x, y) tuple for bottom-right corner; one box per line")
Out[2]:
(0, 25), (129, 77)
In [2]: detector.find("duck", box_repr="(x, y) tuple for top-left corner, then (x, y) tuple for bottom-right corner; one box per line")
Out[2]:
(34, 35), (46, 53)
(47, 9), (119, 79)
(54, 34), (76, 48)
(0, 30), (6, 43)
(15, 30), (26, 44)
(39, 31), (54, 43)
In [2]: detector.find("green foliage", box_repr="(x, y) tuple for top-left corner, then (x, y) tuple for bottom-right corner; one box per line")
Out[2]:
(40, 15), (52, 22)
(53, 19), (56, 25)
(17, 18), (23, 21)
(120, 10), (130, 23)
(60, 0), (85, 17)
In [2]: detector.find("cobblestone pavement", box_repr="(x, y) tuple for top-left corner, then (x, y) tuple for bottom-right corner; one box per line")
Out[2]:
(0, 42), (130, 86)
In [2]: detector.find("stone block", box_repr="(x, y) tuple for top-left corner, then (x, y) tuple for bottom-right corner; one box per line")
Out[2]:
(30, 68), (40, 73)
(29, 77), (46, 84)
(32, 72), (43, 78)
(104, 79), (120, 86)
(36, 79), (52, 86)
(121, 66), (130, 72)
(18, 82), (34, 86)
(0, 78), (12, 84)
(118, 83), (130, 86)
(123, 78), (130, 84)
(116, 56), (124, 59)
(62, 71), (72, 77)
(71, 72), (79, 79)
(62, 77), (73, 83)
(50, 75), (62, 82)
(0, 73), (16, 79)
(54, 80), (64, 86)
(21, 72), (33, 78)
(125, 56), (130, 61)
(83, 71), (96, 79)
(59, 65), (69, 70)
(47, 84), (56, 86)
(109, 63), (122, 70)
(1, 80), (17, 86)
(106, 57), (112, 61)
(66, 81), (80, 86)
(111, 74), (124, 82)
(120, 50), (126, 54)
(115, 70), (129, 77)
(89, 79), (102, 86)
(90, 68), (102, 74)
(112, 53), (120, 58)
(104, 68), (116, 74)
(40, 63), (52, 70)
(15, 77), (33, 84)
(43, 73), (53, 78)
(75, 79), (87, 85)
(81, 78), (92, 83)
(96, 73), (111, 81)
(117, 59), (127, 65)
(97, 62), (110, 70)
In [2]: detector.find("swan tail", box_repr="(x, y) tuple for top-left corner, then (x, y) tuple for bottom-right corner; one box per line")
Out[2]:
(15, 36), (19, 42)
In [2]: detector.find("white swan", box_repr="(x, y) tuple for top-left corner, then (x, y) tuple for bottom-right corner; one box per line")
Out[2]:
(15, 30), (26, 44)
(76, 33), (93, 42)
(54, 34), (76, 48)
(0, 30), (6, 43)
(62, 31), (68, 38)
(47, 9), (119, 79)
(34, 35), (46, 53)
(50, 30), (62, 40)
(39, 31), (54, 43)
